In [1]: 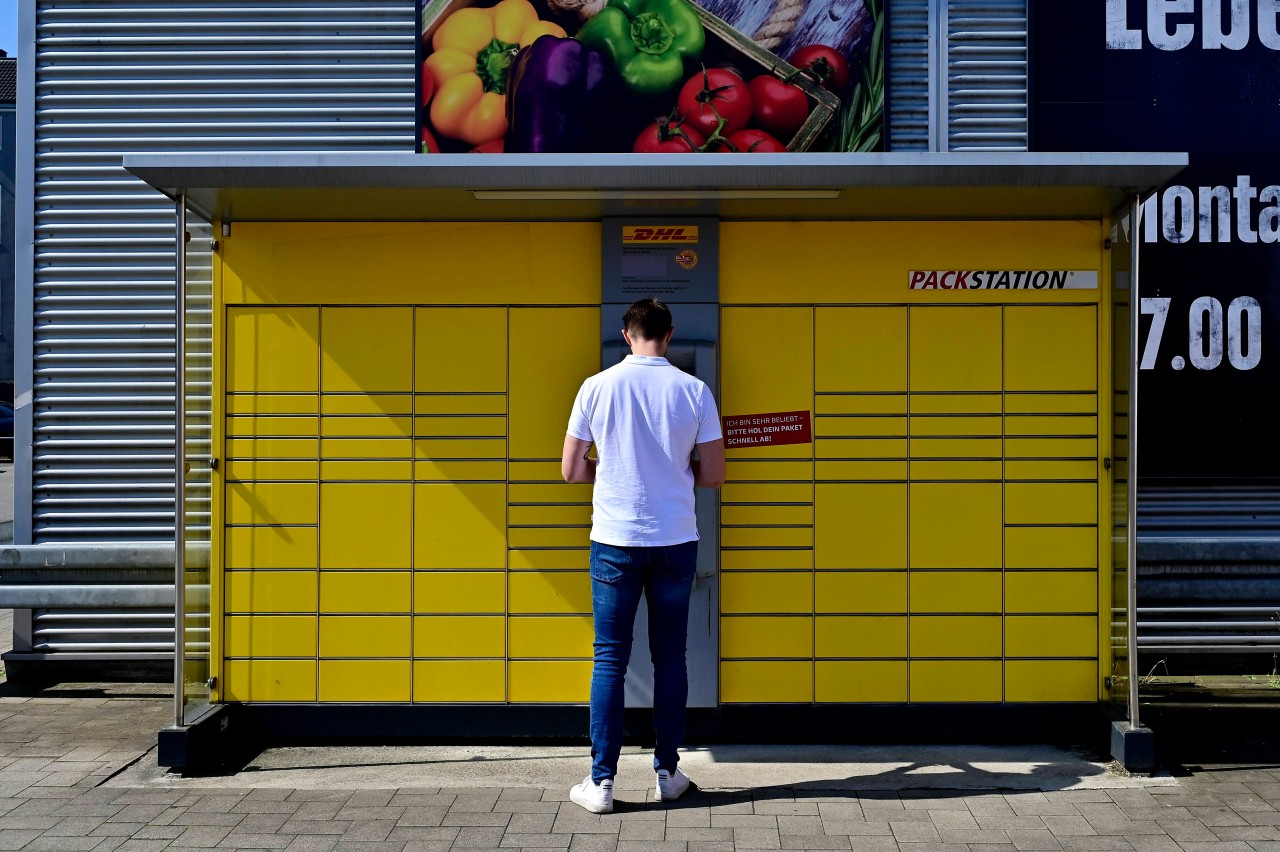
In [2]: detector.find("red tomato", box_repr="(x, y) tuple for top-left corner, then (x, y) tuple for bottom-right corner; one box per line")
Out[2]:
(677, 68), (752, 138)
(421, 61), (436, 106)
(420, 125), (440, 154)
(747, 75), (810, 139)
(632, 118), (706, 153)
(788, 44), (851, 92)
(726, 129), (787, 153)
(470, 139), (504, 153)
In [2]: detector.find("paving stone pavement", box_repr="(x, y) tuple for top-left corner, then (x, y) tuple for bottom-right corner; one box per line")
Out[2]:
(2, 679), (1280, 851)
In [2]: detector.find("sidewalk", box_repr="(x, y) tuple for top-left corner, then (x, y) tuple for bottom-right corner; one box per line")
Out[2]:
(1, 677), (1279, 851)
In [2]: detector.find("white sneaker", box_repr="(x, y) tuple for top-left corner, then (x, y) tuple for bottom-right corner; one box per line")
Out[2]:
(570, 775), (614, 814)
(656, 767), (692, 801)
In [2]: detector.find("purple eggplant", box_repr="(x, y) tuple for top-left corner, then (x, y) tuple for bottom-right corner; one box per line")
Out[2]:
(505, 36), (620, 153)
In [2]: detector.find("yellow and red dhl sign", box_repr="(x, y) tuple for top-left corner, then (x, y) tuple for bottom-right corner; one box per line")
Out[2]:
(622, 225), (699, 244)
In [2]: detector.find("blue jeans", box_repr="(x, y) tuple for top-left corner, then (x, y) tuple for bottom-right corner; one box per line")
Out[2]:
(588, 539), (697, 783)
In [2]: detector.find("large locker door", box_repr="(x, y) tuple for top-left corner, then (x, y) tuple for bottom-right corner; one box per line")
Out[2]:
(906, 306), (1005, 702)
(413, 307), (509, 703)
(507, 307), (600, 704)
(720, 308), (815, 704)
(223, 306), (322, 702)
(814, 306), (910, 702)
(1002, 305), (1100, 702)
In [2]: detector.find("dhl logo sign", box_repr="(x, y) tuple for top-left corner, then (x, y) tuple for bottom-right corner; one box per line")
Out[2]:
(622, 226), (700, 244)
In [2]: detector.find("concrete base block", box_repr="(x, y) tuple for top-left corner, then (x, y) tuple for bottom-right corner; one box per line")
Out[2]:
(1111, 720), (1156, 772)
(158, 703), (238, 770)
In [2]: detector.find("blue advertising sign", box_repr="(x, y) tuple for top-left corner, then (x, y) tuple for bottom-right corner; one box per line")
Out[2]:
(1030, 0), (1280, 480)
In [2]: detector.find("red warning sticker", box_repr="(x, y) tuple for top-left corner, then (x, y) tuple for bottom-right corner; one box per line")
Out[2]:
(722, 411), (813, 448)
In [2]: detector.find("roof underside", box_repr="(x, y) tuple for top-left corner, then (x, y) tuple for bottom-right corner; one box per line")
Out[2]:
(124, 152), (1188, 223)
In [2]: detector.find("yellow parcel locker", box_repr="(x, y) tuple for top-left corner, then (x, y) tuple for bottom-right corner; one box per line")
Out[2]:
(721, 661), (812, 703)
(815, 307), (907, 392)
(909, 483), (1002, 569)
(508, 572), (592, 614)
(415, 660), (506, 703)
(319, 483), (411, 568)
(814, 572), (906, 613)
(414, 616), (505, 658)
(223, 660), (317, 702)
(1004, 306), (1097, 392)
(320, 660), (411, 702)
(225, 527), (317, 570)
(509, 308), (598, 459)
(227, 307), (319, 393)
(815, 483), (906, 569)
(318, 615), (412, 658)
(815, 616), (906, 658)
(721, 307), (813, 460)
(321, 307), (413, 393)
(508, 616), (593, 658)
(414, 483), (506, 569)
(909, 307), (1002, 392)
(509, 661), (591, 703)
(721, 616), (813, 658)
(416, 308), (507, 393)
(817, 661), (907, 703)
(207, 219), (1116, 727)
(226, 483), (317, 527)
(225, 571), (317, 613)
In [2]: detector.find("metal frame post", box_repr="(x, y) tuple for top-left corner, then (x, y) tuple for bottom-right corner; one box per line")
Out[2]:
(929, 0), (947, 152)
(174, 196), (187, 728)
(1127, 193), (1141, 728)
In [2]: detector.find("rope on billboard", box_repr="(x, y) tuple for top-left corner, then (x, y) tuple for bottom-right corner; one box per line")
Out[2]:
(545, 0), (608, 21)
(752, 0), (803, 51)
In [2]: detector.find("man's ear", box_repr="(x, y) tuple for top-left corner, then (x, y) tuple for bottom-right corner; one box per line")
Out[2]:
(665, 327), (675, 345)
(622, 328), (633, 347)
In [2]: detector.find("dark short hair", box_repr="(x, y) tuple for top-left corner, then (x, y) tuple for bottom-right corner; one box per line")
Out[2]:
(622, 298), (673, 341)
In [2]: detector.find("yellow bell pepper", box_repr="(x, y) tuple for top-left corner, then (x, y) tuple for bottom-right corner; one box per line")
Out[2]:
(427, 0), (566, 146)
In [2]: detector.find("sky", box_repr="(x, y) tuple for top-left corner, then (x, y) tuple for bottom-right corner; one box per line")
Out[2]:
(1, 0), (16, 57)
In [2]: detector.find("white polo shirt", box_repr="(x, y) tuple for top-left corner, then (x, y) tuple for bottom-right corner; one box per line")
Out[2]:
(567, 354), (722, 547)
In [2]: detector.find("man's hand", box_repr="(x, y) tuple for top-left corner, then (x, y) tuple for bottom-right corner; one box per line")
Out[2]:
(561, 435), (597, 484)
(691, 439), (726, 489)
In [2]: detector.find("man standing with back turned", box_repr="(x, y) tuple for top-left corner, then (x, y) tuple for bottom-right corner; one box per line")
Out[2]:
(561, 298), (726, 814)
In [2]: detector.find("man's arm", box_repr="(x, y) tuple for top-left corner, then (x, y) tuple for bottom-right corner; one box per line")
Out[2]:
(691, 439), (725, 489)
(561, 435), (597, 484)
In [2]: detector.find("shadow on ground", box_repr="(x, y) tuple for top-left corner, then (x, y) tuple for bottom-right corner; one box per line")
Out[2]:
(1142, 679), (1280, 766)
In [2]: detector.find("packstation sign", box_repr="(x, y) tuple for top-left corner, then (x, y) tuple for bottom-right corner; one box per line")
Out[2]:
(908, 270), (1100, 291)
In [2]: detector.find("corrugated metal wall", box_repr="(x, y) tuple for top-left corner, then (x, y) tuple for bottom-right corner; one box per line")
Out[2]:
(888, 0), (1027, 152)
(18, 0), (414, 658)
(943, 0), (1027, 150)
(29, 0), (414, 544)
(886, 0), (930, 151)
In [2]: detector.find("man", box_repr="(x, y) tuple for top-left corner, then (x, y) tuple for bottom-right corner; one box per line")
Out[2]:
(561, 298), (726, 814)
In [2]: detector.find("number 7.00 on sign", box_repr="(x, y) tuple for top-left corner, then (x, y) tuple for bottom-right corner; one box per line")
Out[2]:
(1140, 296), (1261, 371)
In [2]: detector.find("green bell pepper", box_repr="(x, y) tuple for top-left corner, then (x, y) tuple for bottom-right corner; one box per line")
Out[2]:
(576, 0), (705, 98)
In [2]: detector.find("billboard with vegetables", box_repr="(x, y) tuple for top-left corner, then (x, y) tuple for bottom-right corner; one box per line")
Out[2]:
(417, 0), (883, 153)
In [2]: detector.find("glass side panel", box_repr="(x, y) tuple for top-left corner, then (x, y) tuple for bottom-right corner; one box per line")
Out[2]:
(181, 205), (215, 724)
(1109, 210), (1132, 716)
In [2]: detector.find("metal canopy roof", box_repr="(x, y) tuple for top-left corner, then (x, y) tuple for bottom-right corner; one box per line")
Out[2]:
(124, 152), (1187, 222)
